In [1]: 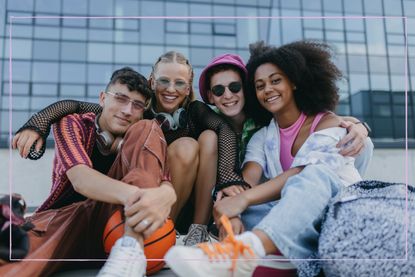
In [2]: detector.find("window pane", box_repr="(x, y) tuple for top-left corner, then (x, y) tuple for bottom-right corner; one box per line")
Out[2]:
(60, 84), (86, 97)
(166, 21), (189, 33)
(140, 20), (164, 44)
(7, 0), (34, 11)
(344, 0), (363, 14)
(115, 44), (139, 64)
(32, 83), (58, 96)
(34, 26), (60, 39)
(303, 12), (323, 29)
(370, 74), (390, 90)
(63, 18), (87, 27)
(61, 41), (87, 61)
(348, 55), (368, 73)
(369, 56), (388, 73)
(89, 0), (114, 16)
(5, 39), (32, 59)
(63, 0), (88, 15)
(385, 18), (404, 34)
(115, 19), (139, 31)
(190, 48), (213, 67)
(347, 32), (365, 43)
(87, 64), (113, 84)
(366, 19), (386, 55)
(190, 4), (212, 16)
(364, 0), (383, 15)
(31, 96), (59, 110)
(32, 62), (59, 82)
(166, 33), (189, 45)
(11, 61), (31, 82)
(115, 1), (139, 16)
(88, 43), (113, 63)
(281, 0), (301, 9)
(349, 73), (369, 93)
(345, 18), (364, 31)
(33, 40), (59, 60)
(4, 83), (30, 96)
(89, 19), (113, 29)
(35, 16), (60, 26)
(88, 29), (113, 42)
(166, 2), (189, 16)
(140, 45), (164, 64)
(62, 27), (87, 41)
(323, 0), (342, 12)
(383, 0), (403, 15)
(35, 0), (61, 13)
(114, 30), (140, 43)
(213, 23), (236, 36)
(60, 63), (86, 84)
(191, 22), (212, 34)
(281, 11), (303, 43)
(391, 75), (405, 91)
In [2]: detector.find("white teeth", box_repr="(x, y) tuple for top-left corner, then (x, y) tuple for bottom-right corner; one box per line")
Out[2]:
(223, 101), (237, 107)
(163, 95), (177, 101)
(266, 96), (280, 102)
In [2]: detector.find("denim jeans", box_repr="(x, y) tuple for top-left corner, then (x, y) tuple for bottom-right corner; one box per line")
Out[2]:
(253, 164), (342, 260)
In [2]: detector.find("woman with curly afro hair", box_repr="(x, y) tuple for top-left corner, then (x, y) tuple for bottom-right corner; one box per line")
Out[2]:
(165, 40), (372, 277)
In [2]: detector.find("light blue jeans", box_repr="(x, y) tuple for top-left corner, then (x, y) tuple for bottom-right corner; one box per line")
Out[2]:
(251, 164), (342, 260)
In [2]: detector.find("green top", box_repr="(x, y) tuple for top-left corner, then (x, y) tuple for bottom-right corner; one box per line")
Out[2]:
(213, 107), (261, 165)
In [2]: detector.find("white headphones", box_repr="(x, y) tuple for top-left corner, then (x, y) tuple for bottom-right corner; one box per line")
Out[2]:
(151, 106), (187, 131)
(94, 114), (123, 155)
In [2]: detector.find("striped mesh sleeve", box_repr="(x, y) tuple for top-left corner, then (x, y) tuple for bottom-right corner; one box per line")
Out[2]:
(52, 114), (94, 171)
(16, 100), (101, 160)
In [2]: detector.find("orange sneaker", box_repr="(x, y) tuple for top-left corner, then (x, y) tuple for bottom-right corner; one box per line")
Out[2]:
(165, 215), (257, 277)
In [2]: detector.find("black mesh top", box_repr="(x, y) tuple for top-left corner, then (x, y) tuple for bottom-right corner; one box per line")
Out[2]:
(17, 99), (249, 194)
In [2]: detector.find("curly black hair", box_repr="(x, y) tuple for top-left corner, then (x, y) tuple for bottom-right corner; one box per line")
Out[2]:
(106, 66), (152, 102)
(245, 40), (342, 126)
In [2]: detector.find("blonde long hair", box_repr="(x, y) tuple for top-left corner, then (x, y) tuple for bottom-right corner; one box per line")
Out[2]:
(149, 51), (195, 110)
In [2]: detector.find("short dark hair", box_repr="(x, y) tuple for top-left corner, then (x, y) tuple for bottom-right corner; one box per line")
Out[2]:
(245, 40), (342, 126)
(204, 64), (253, 116)
(106, 67), (152, 102)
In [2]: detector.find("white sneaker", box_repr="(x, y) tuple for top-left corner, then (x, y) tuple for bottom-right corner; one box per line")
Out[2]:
(165, 216), (257, 277)
(97, 236), (146, 277)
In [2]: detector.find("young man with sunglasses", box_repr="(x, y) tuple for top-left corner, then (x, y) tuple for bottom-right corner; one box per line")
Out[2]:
(5, 67), (176, 277)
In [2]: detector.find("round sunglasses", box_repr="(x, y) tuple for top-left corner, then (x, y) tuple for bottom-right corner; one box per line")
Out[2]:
(210, 81), (242, 97)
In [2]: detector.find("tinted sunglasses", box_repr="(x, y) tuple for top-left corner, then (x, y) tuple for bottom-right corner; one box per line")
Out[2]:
(210, 81), (242, 97)
(106, 91), (146, 111)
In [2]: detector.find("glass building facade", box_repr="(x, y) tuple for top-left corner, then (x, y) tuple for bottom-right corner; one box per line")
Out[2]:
(1, 0), (414, 147)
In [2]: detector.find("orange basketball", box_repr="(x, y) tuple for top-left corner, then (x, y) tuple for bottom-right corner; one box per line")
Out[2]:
(102, 210), (176, 275)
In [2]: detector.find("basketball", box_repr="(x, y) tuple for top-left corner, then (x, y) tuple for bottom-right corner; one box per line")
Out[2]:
(103, 210), (176, 275)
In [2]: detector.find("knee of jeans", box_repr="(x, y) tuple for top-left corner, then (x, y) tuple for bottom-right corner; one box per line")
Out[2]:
(168, 137), (199, 166)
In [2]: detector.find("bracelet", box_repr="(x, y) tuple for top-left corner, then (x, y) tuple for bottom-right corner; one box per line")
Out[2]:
(355, 121), (372, 136)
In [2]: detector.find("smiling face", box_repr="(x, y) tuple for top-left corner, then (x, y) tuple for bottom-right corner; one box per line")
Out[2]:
(151, 62), (191, 114)
(208, 69), (245, 119)
(254, 63), (297, 118)
(98, 82), (146, 136)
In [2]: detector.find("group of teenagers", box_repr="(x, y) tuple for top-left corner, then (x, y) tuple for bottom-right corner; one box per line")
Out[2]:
(4, 39), (373, 277)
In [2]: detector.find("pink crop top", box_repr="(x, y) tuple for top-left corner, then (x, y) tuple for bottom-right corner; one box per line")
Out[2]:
(279, 112), (327, 171)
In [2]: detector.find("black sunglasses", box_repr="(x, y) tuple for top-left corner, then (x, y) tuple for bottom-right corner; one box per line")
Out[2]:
(210, 81), (242, 97)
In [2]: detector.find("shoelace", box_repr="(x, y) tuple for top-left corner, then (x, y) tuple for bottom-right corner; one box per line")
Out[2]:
(100, 245), (144, 276)
(197, 215), (255, 272)
(183, 224), (209, 245)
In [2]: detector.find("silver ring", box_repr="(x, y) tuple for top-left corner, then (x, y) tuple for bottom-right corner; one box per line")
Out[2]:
(142, 219), (150, 226)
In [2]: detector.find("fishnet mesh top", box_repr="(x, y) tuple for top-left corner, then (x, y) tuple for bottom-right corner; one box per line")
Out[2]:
(17, 100), (249, 194)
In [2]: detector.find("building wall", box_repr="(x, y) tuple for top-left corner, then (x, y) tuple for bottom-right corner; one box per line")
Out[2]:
(1, 0), (415, 147)
(1, 148), (414, 209)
